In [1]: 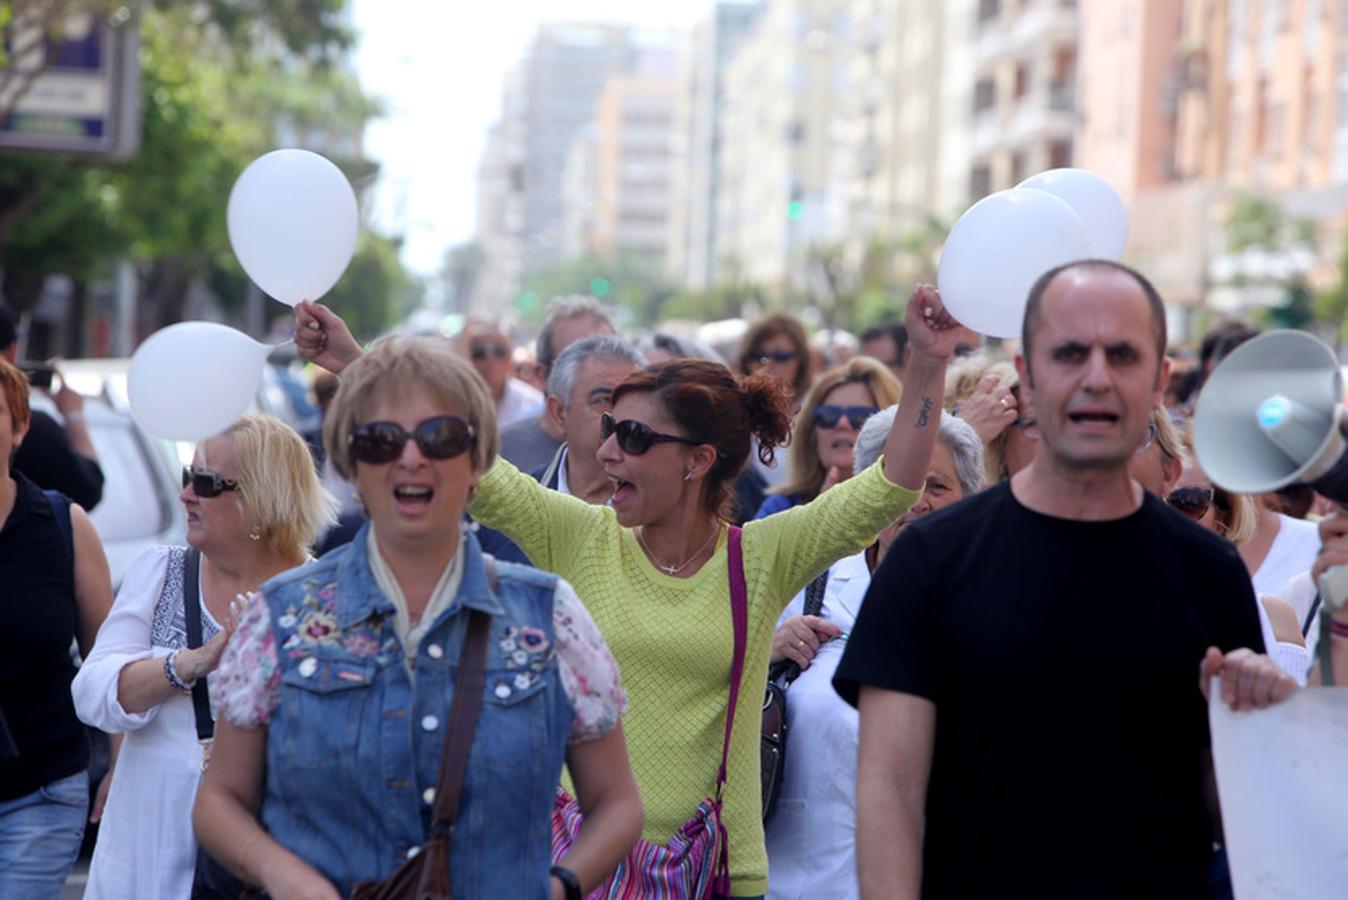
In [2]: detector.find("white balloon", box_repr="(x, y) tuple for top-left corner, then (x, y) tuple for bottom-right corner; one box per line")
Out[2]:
(227, 149), (358, 307)
(1017, 168), (1129, 259)
(937, 188), (1092, 339)
(128, 322), (272, 441)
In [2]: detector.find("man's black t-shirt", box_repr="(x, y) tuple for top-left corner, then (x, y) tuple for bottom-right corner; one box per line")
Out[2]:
(834, 482), (1264, 900)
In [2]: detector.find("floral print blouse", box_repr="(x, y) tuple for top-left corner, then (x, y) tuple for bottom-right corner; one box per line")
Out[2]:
(212, 579), (626, 744)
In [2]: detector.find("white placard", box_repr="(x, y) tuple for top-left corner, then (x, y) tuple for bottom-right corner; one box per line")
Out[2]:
(1209, 677), (1348, 899)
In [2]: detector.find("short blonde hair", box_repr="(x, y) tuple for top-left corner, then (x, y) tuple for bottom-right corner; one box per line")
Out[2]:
(225, 415), (337, 558)
(773, 357), (902, 500)
(944, 352), (1021, 483)
(944, 351), (1017, 410)
(324, 335), (499, 480)
(1151, 405), (1183, 467)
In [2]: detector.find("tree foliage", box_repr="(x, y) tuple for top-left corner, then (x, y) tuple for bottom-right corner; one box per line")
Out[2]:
(0, 3), (408, 347)
(518, 253), (677, 329)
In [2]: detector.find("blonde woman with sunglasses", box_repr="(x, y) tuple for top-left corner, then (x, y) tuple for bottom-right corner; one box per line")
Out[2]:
(72, 415), (333, 899)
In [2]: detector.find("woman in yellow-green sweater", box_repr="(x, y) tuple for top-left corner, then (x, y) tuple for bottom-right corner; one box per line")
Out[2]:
(292, 286), (962, 897)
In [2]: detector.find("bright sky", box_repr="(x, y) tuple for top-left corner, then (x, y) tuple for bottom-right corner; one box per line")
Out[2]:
(351, 0), (709, 279)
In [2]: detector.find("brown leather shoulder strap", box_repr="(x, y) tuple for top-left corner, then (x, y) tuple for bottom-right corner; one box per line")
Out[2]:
(430, 608), (491, 832)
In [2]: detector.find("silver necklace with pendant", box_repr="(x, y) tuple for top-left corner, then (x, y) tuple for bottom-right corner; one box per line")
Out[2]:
(637, 524), (721, 576)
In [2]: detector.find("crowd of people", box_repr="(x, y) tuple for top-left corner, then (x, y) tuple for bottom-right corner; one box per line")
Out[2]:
(0, 261), (1341, 899)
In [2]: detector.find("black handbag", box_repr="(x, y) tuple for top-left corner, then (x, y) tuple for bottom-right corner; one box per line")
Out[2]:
(760, 570), (827, 823)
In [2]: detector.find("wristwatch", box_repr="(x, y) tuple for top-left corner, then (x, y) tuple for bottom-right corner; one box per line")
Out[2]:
(550, 865), (581, 900)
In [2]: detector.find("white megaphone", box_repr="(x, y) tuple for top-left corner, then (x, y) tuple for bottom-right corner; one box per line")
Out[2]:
(1193, 330), (1348, 609)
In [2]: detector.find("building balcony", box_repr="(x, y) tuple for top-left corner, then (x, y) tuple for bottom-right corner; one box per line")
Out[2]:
(977, 1), (1077, 64)
(1009, 1), (1077, 53)
(971, 109), (1003, 158)
(1008, 91), (1076, 145)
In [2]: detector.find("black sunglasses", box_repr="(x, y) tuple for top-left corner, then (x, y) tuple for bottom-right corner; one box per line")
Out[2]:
(348, 415), (476, 465)
(182, 466), (240, 498)
(470, 344), (510, 360)
(600, 411), (700, 455)
(755, 349), (797, 364)
(1166, 486), (1215, 520)
(812, 404), (879, 430)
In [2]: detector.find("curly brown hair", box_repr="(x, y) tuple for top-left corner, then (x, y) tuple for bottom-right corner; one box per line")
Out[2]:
(612, 359), (794, 518)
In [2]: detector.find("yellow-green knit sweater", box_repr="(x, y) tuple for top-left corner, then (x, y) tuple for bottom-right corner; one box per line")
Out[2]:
(471, 458), (919, 896)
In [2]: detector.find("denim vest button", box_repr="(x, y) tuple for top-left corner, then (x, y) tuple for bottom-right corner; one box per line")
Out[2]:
(405, 845), (421, 859)
(494, 683), (512, 699)
(298, 657), (318, 678)
(422, 787), (435, 805)
(426, 643), (444, 660)
(421, 715), (439, 732)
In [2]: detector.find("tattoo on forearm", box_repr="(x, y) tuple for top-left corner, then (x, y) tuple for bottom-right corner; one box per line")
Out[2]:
(916, 396), (933, 427)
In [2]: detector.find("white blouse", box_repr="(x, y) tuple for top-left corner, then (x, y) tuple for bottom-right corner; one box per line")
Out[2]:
(766, 550), (870, 900)
(71, 546), (222, 900)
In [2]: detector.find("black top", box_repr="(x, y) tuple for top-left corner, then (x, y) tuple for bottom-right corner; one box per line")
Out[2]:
(835, 482), (1264, 900)
(13, 410), (104, 510)
(0, 472), (88, 800)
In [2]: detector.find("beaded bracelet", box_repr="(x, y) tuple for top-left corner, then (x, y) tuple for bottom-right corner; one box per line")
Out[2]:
(164, 651), (195, 692)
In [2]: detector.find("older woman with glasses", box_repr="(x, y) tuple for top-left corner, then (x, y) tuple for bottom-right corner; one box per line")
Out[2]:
(71, 415), (333, 899)
(193, 336), (642, 900)
(287, 287), (964, 899)
(766, 407), (984, 898)
(751, 358), (902, 521)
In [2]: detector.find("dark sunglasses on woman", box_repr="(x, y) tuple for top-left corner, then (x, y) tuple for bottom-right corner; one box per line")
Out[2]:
(470, 343), (510, 361)
(599, 411), (700, 455)
(182, 467), (240, 498)
(348, 415), (476, 465)
(1166, 486), (1215, 520)
(812, 404), (879, 430)
(755, 349), (797, 364)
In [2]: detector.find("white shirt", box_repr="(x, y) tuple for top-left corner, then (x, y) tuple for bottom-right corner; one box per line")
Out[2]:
(766, 550), (870, 900)
(71, 548), (222, 900)
(1252, 514), (1320, 601)
(497, 378), (545, 429)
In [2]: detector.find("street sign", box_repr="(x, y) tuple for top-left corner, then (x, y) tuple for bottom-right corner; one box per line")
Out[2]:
(0, 13), (141, 159)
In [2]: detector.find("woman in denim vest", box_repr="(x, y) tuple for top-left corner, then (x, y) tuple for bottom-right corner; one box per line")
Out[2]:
(193, 336), (643, 899)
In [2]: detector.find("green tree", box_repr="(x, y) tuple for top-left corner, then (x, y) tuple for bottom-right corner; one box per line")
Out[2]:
(1220, 193), (1317, 329)
(325, 232), (418, 341)
(1315, 231), (1348, 353)
(518, 253), (675, 329)
(0, 4), (400, 343)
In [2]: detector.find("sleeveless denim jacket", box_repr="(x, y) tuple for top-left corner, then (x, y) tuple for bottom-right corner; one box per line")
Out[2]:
(258, 525), (573, 897)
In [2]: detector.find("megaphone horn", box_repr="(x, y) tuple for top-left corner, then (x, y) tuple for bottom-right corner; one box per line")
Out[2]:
(1193, 330), (1345, 496)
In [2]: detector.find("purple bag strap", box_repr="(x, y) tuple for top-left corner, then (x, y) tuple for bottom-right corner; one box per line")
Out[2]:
(715, 525), (748, 799)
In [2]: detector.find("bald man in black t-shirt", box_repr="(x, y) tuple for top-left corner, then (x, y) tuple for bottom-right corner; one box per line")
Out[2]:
(836, 261), (1297, 900)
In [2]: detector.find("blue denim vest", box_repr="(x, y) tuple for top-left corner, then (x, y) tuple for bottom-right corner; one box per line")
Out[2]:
(258, 525), (573, 897)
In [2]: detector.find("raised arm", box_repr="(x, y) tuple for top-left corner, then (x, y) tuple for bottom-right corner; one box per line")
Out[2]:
(881, 284), (961, 493)
(294, 300), (364, 375)
(747, 285), (962, 604)
(469, 457), (607, 578)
